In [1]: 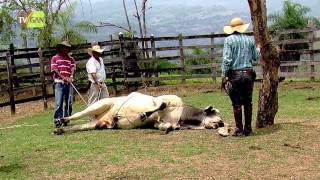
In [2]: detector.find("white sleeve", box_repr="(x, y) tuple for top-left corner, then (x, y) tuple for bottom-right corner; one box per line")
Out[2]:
(86, 59), (96, 74)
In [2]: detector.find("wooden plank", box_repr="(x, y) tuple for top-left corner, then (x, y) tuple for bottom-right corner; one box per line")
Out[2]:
(179, 34), (186, 84)
(277, 39), (311, 45)
(280, 72), (320, 78)
(13, 63), (40, 70)
(186, 64), (220, 70)
(38, 49), (48, 109)
(280, 61), (320, 66)
(210, 32), (217, 83)
(125, 74), (214, 82)
(6, 52), (15, 114)
(309, 31), (315, 81)
(13, 52), (39, 59)
(278, 28), (319, 35)
(151, 35), (159, 86)
(0, 94), (55, 108)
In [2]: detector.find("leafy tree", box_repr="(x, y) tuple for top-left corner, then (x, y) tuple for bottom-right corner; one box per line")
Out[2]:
(0, 0), (96, 48)
(268, 0), (311, 30)
(268, 0), (318, 67)
(56, 3), (97, 45)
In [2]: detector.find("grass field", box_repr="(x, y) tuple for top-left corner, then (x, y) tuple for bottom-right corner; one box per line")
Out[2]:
(1, 81), (320, 179)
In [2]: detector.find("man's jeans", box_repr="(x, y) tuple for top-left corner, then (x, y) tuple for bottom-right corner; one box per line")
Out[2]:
(53, 83), (74, 123)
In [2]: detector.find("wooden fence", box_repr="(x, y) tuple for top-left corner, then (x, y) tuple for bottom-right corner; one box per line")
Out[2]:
(0, 28), (319, 114)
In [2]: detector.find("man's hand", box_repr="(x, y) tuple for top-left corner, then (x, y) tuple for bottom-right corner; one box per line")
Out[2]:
(222, 77), (229, 86)
(64, 76), (73, 83)
(221, 77), (229, 93)
(95, 82), (102, 89)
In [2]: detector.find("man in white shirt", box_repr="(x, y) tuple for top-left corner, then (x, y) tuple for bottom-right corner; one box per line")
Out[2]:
(86, 45), (109, 106)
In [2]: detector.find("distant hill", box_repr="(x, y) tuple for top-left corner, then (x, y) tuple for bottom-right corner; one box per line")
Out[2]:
(75, 0), (319, 42)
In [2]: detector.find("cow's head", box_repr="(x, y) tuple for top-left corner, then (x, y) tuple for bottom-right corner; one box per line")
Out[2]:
(202, 106), (223, 129)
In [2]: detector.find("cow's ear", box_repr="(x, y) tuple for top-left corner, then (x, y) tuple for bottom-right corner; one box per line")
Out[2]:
(205, 106), (220, 116)
(204, 106), (213, 113)
(204, 106), (216, 115)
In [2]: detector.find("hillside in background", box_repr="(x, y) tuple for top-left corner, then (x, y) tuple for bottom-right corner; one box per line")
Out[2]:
(75, 0), (320, 41)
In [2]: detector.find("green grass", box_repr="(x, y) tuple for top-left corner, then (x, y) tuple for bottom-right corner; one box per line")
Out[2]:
(1, 82), (320, 179)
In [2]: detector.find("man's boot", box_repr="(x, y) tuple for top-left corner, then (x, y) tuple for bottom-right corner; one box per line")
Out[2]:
(244, 104), (253, 136)
(232, 105), (243, 136)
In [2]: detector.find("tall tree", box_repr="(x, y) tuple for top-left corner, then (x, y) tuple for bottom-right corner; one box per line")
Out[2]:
(268, 0), (318, 71)
(56, 3), (97, 44)
(122, 0), (132, 34)
(268, 0), (312, 31)
(248, 0), (281, 128)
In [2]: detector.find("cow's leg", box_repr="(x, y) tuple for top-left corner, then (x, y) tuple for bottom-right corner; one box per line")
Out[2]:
(54, 120), (107, 135)
(139, 102), (166, 121)
(63, 101), (109, 122)
(155, 122), (174, 134)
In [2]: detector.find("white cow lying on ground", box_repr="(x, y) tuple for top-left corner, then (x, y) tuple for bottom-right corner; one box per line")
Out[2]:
(54, 92), (230, 136)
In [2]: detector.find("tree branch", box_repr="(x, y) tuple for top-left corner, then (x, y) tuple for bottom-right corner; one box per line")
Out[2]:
(97, 22), (131, 32)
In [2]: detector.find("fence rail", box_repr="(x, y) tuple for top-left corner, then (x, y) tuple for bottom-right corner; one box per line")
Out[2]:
(0, 28), (319, 114)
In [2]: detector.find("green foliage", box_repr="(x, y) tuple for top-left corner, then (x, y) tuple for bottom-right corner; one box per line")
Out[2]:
(0, 1), (97, 48)
(157, 60), (178, 74)
(268, 0), (316, 61)
(157, 61), (178, 69)
(56, 3), (97, 45)
(185, 48), (211, 74)
(268, 0), (310, 31)
(0, 5), (16, 48)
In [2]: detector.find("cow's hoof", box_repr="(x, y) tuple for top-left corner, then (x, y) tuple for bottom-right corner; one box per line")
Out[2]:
(161, 126), (173, 135)
(53, 128), (64, 135)
(54, 119), (62, 128)
(61, 118), (70, 127)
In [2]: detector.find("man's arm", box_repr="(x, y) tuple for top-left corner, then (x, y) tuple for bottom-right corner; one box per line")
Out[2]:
(91, 73), (102, 88)
(221, 39), (232, 92)
(221, 39), (232, 77)
(252, 39), (261, 62)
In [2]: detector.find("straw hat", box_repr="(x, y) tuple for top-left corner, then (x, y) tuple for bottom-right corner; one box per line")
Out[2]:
(57, 41), (72, 48)
(88, 45), (104, 56)
(223, 17), (250, 34)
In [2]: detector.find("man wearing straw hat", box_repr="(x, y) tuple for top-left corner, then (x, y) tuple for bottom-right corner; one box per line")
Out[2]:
(86, 44), (109, 108)
(221, 17), (261, 136)
(50, 41), (76, 128)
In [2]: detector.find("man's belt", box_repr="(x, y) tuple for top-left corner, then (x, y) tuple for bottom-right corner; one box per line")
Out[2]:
(231, 69), (253, 76)
(54, 79), (65, 83)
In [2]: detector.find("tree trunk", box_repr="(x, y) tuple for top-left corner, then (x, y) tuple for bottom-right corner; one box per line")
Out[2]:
(133, 0), (145, 59)
(248, 0), (280, 128)
(122, 0), (132, 34)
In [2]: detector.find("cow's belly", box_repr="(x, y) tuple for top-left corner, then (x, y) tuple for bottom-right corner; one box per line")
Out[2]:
(116, 112), (159, 129)
(97, 92), (164, 129)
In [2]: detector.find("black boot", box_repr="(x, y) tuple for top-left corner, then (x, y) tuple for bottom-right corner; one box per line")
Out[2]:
(232, 105), (243, 136)
(244, 104), (253, 136)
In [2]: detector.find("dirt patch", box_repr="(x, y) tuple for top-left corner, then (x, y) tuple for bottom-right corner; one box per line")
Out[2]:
(0, 99), (55, 125)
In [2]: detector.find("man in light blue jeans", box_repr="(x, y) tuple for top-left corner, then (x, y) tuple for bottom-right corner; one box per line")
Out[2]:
(50, 41), (76, 128)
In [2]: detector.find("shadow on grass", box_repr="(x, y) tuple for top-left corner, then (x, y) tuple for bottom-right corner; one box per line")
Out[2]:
(0, 163), (24, 173)
(253, 122), (307, 137)
(253, 124), (282, 136)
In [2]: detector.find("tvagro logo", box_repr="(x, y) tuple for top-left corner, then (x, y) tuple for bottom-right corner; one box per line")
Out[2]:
(18, 10), (45, 28)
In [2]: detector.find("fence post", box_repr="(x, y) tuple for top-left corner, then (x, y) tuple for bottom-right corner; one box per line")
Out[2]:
(150, 34), (159, 86)
(9, 44), (18, 88)
(109, 34), (118, 96)
(119, 32), (129, 92)
(309, 30), (315, 81)
(179, 34), (186, 84)
(210, 32), (217, 83)
(38, 48), (48, 109)
(6, 52), (15, 115)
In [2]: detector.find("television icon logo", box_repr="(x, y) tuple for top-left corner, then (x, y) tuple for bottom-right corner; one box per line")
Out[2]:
(18, 10), (45, 28)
